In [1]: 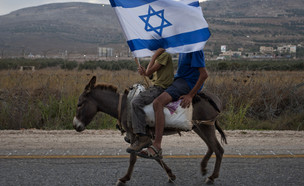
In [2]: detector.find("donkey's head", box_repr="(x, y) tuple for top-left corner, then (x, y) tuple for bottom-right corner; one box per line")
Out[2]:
(73, 76), (98, 132)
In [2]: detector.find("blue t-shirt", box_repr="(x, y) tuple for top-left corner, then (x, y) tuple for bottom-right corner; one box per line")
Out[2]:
(175, 50), (206, 92)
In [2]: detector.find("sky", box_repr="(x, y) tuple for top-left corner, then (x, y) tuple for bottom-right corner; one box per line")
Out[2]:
(0, 0), (207, 16)
(0, 0), (108, 15)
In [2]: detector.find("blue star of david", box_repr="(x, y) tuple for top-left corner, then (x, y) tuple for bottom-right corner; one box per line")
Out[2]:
(139, 5), (172, 37)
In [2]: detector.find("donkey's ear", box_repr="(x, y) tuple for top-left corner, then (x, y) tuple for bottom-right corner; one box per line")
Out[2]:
(85, 76), (96, 91)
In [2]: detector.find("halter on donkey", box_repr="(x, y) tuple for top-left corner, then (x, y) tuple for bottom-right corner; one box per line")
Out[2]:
(73, 76), (227, 185)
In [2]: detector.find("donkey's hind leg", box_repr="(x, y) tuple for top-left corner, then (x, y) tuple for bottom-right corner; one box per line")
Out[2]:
(193, 125), (213, 176)
(116, 153), (137, 186)
(207, 137), (224, 184)
(155, 159), (176, 183)
(193, 124), (224, 184)
(201, 148), (213, 176)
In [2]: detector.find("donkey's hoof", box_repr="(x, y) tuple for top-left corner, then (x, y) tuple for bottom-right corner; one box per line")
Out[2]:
(168, 175), (176, 183)
(116, 180), (126, 186)
(205, 177), (214, 185)
(202, 168), (208, 176)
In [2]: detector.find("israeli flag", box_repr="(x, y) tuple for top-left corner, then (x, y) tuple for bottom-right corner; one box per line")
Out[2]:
(109, 0), (211, 57)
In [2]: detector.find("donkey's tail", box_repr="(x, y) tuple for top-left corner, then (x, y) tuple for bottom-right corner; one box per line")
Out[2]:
(215, 120), (227, 144)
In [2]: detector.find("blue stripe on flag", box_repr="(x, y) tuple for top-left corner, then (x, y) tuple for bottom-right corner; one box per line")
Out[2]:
(188, 1), (200, 7)
(109, 0), (157, 8)
(127, 28), (211, 52)
(110, 0), (200, 8)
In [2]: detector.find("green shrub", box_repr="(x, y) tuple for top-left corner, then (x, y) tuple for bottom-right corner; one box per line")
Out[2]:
(60, 61), (78, 70)
(207, 60), (304, 71)
(37, 95), (78, 129)
(220, 96), (252, 130)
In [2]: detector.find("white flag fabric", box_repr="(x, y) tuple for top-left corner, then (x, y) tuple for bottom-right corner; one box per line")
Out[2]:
(109, 0), (211, 57)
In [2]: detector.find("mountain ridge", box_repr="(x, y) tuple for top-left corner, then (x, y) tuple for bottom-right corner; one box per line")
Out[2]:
(0, 1), (303, 57)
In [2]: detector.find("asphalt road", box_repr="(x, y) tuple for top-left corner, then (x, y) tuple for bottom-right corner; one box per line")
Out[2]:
(1, 130), (304, 185)
(1, 157), (304, 186)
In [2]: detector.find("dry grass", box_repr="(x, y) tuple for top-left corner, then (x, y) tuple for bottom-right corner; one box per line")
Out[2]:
(0, 69), (146, 130)
(0, 69), (303, 130)
(0, 69), (142, 94)
(207, 71), (304, 129)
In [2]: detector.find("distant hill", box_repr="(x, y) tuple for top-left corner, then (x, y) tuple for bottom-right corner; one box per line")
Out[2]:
(203, 0), (304, 54)
(0, 3), (123, 57)
(0, 0), (303, 57)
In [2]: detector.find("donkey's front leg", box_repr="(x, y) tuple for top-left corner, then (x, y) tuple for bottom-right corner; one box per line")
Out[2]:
(116, 153), (137, 186)
(155, 159), (176, 183)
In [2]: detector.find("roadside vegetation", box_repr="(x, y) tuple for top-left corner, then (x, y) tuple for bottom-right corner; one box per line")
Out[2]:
(1, 58), (304, 71)
(0, 59), (303, 130)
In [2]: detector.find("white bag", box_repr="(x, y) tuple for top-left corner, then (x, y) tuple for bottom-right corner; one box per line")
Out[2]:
(128, 84), (193, 131)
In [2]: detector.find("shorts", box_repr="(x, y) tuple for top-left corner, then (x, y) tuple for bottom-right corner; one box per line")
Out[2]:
(165, 78), (190, 101)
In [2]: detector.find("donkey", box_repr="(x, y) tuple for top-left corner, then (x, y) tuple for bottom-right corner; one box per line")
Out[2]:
(73, 76), (227, 185)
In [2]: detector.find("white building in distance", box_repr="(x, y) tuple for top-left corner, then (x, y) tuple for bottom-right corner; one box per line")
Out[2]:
(260, 46), (274, 54)
(221, 45), (227, 53)
(98, 47), (113, 57)
(277, 45), (297, 53)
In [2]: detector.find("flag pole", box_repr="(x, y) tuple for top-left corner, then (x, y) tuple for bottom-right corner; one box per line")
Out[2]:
(135, 57), (150, 87)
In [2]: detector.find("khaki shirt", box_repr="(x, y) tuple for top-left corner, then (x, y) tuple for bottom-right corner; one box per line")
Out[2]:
(152, 52), (174, 89)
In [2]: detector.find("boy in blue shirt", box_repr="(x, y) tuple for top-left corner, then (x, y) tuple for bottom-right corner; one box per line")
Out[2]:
(138, 50), (208, 159)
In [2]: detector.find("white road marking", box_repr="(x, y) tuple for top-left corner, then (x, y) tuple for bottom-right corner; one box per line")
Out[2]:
(236, 149), (242, 156)
(270, 151), (276, 155)
(45, 149), (53, 155)
(287, 150), (294, 155)
(117, 149), (122, 155)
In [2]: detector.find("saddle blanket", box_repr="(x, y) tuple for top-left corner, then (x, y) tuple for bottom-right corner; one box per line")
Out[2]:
(128, 84), (193, 131)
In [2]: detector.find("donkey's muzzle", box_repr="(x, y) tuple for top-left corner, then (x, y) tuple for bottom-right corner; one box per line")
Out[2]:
(73, 117), (85, 132)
